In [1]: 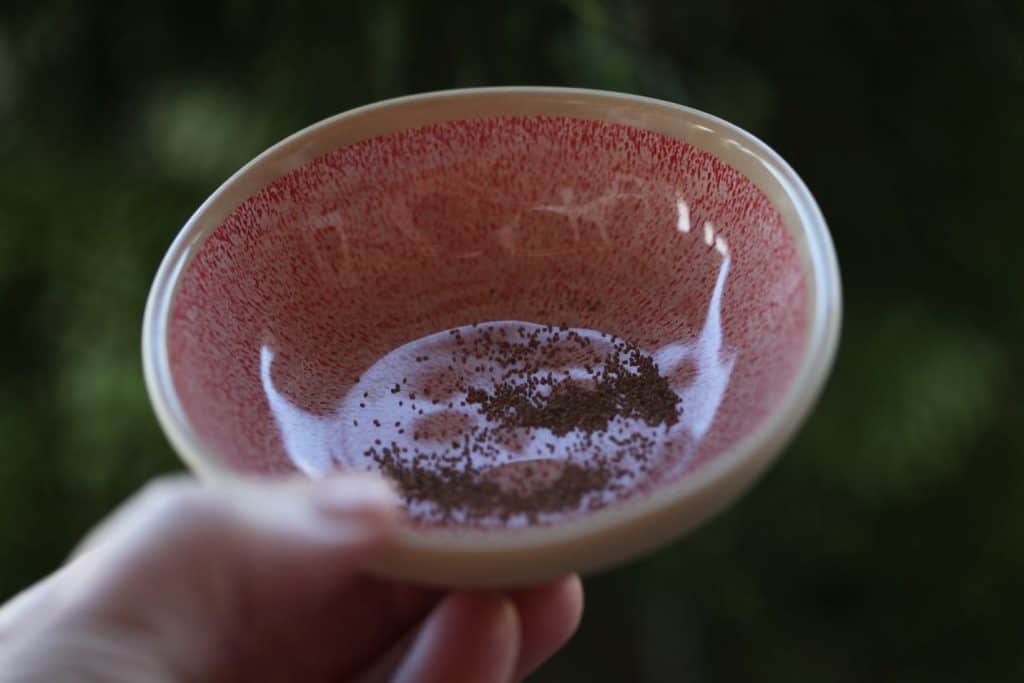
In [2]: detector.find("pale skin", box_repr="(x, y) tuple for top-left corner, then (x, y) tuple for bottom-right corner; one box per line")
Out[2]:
(0, 474), (583, 682)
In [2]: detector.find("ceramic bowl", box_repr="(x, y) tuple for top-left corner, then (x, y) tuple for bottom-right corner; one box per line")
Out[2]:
(143, 87), (841, 586)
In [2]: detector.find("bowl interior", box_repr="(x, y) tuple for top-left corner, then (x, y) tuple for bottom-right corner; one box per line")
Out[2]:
(164, 112), (808, 531)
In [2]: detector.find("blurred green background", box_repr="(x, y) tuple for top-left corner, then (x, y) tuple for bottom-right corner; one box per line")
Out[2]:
(1, 0), (1022, 680)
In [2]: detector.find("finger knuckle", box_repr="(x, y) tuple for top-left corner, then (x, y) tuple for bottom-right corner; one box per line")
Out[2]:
(135, 477), (213, 524)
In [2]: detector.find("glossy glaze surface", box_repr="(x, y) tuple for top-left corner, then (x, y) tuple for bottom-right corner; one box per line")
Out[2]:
(166, 115), (807, 529)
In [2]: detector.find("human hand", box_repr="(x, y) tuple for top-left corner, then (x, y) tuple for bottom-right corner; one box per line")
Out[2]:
(0, 474), (582, 682)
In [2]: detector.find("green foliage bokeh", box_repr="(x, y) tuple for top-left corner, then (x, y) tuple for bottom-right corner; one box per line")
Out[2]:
(1, 1), (1022, 680)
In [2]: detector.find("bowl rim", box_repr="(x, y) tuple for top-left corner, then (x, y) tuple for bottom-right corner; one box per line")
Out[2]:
(142, 86), (841, 579)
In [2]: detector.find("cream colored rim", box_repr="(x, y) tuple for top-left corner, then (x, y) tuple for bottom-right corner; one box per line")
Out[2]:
(142, 87), (841, 584)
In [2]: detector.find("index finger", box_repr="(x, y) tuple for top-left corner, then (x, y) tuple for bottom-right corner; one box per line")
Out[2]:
(509, 575), (584, 680)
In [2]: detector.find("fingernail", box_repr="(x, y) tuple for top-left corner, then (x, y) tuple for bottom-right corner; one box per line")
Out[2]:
(313, 474), (400, 516)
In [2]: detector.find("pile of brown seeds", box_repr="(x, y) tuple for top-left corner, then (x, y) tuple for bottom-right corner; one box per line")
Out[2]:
(361, 323), (682, 525)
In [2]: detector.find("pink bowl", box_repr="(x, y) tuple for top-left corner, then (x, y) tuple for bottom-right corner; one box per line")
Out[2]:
(143, 88), (841, 586)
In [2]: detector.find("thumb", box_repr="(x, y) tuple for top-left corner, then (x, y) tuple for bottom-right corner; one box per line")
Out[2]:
(66, 473), (401, 605)
(74, 472), (399, 561)
(2, 474), (408, 682)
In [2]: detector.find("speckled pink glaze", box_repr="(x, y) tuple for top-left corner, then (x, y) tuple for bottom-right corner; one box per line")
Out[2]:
(167, 116), (807, 508)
